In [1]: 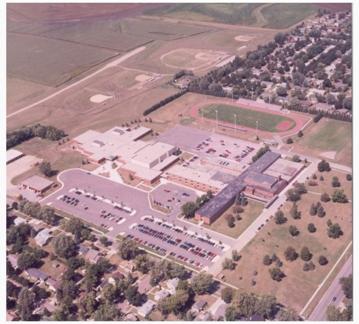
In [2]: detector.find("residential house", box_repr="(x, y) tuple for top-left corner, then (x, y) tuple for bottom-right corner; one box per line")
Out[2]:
(137, 300), (156, 317)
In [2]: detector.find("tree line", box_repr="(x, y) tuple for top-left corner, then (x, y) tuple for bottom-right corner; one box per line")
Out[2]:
(143, 90), (188, 116)
(7, 124), (66, 149)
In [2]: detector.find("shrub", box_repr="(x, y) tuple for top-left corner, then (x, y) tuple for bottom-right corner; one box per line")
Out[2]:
(308, 180), (318, 186)
(298, 130), (303, 137)
(346, 174), (352, 181)
(226, 214), (235, 228)
(292, 154), (301, 162)
(310, 203), (318, 216)
(290, 203), (301, 220)
(317, 206), (326, 217)
(313, 113), (323, 123)
(286, 138), (293, 144)
(307, 223), (317, 233)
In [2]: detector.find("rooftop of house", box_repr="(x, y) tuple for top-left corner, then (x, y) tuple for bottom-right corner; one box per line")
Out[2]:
(21, 175), (53, 191)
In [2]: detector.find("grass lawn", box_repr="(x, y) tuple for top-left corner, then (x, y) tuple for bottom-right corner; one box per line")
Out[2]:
(204, 199), (264, 238)
(219, 189), (352, 312)
(301, 119), (352, 152)
(201, 103), (296, 132)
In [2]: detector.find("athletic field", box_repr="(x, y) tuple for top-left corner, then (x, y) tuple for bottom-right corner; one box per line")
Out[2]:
(200, 103), (296, 132)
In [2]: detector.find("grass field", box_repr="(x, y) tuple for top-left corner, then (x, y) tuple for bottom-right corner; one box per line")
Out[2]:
(286, 119), (352, 166)
(201, 103), (296, 132)
(204, 199), (264, 238)
(219, 174), (352, 312)
(302, 119), (352, 152)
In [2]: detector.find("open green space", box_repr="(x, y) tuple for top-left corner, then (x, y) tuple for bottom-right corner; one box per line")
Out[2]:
(204, 199), (264, 238)
(261, 3), (317, 29)
(201, 103), (296, 132)
(301, 119), (352, 152)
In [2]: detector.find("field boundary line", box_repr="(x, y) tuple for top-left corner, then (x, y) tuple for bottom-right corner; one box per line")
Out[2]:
(299, 240), (352, 317)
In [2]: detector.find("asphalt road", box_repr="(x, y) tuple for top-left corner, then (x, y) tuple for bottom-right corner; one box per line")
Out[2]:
(308, 255), (352, 321)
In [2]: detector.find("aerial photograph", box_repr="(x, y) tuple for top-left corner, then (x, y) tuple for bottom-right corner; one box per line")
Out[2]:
(5, 2), (353, 321)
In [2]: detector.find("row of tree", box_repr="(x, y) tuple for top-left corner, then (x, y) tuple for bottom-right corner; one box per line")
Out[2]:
(7, 124), (66, 149)
(143, 90), (187, 116)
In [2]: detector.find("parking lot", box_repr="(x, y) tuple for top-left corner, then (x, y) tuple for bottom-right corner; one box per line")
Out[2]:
(150, 183), (197, 213)
(43, 169), (228, 268)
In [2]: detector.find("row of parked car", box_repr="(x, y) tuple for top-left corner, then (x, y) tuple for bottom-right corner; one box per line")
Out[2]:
(126, 233), (166, 256)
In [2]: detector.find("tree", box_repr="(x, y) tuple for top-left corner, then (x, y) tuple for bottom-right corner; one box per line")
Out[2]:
(340, 275), (352, 299)
(17, 251), (41, 270)
(94, 302), (122, 321)
(17, 287), (36, 320)
(225, 305), (241, 321)
(292, 154), (301, 162)
(276, 86), (288, 97)
(286, 189), (301, 202)
(317, 160), (331, 172)
(332, 190), (348, 203)
(181, 202), (198, 218)
(321, 192), (331, 202)
(284, 247), (298, 261)
(317, 205), (326, 217)
(274, 210), (287, 224)
(39, 161), (54, 177)
(288, 225), (299, 236)
(310, 203), (318, 216)
(252, 146), (270, 162)
(99, 236), (110, 247)
(300, 247), (312, 261)
(326, 305), (352, 321)
(191, 273), (214, 295)
(79, 291), (97, 319)
(274, 32), (286, 45)
(303, 261), (315, 271)
(221, 287), (234, 304)
(232, 250), (241, 261)
(290, 203), (301, 219)
(263, 255), (272, 266)
(125, 285), (143, 306)
(134, 254), (154, 274)
(222, 258), (236, 270)
(327, 223), (343, 239)
(118, 238), (140, 260)
(52, 234), (77, 259)
(158, 289), (190, 315)
(307, 223), (317, 233)
(318, 255), (328, 266)
(269, 267), (285, 282)
(63, 218), (91, 243)
(226, 214), (235, 228)
(276, 308), (299, 321)
(331, 176), (341, 187)
(346, 174), (352, 181)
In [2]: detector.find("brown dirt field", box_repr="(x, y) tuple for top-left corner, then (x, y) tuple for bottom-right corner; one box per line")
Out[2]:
(7, 62), (176, 137)
(219, 188), (352, 312)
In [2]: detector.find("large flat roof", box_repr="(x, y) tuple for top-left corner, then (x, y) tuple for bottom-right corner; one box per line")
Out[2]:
(7, 149), (24, 163)
(196, 151), (280, 220)
(22, 175), (54, 191)
(132, 142), (175, 165)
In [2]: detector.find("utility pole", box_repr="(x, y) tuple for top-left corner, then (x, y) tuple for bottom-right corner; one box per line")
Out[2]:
(215, 109), (218, 131)
(234, 114), (237, 134)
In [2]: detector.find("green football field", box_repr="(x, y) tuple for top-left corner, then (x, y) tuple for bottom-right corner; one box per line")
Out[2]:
(200, 103), (296, 132)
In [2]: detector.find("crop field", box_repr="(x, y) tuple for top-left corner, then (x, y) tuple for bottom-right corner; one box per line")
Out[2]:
(144, 3), (316, 29)
(219, 172), (352, 312)
(261, 3), (317, 29)
(200, 103), (296, 132)
(7, 77), (53, 114)
(7, 33), (118, 87)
